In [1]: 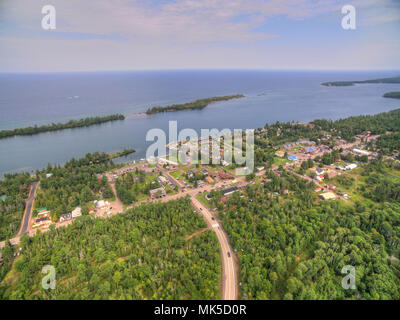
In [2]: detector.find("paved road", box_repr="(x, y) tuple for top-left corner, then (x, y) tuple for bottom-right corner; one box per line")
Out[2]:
(191, 196), (237, 300)
(18, 181), (39, 236)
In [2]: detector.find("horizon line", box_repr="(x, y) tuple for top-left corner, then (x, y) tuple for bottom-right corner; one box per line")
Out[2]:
(1, 68), (400, 75)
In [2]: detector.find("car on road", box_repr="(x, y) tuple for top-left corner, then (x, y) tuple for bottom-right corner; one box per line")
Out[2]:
(200, 208), (203, 211)
(211, 217), (215, 220)
(227, 252), (231, 257)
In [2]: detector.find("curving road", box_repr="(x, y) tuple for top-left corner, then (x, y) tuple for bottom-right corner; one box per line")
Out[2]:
(191, 196), (237, 300)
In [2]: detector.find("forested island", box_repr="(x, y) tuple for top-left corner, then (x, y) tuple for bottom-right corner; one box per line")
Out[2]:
(145, 94), (245, 115)
(0, 114), (125, 139)
(321, 76), (400, 87)
(110, 148), (136, 159)
(383, 92), (400, 99)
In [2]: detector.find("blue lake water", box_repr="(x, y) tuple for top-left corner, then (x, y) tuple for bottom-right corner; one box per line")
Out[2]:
(1, 70), (400, 176)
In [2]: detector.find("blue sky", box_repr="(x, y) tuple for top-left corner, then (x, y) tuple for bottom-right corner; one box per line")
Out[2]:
(0, 0), (399, 72)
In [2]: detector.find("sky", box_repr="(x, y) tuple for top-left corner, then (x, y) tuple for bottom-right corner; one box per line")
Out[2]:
(0, 0), (399, 72)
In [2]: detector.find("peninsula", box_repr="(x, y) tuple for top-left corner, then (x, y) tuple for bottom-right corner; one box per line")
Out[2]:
(145, 94), (245, 115)
(383, 92), (400, 99)
(321, 75), (400, 87)
(0, 114), (125, 139)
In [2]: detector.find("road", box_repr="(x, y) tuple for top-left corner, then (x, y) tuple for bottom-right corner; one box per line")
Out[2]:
(191, 196), (237, 300)
(18, 181), (39, 236)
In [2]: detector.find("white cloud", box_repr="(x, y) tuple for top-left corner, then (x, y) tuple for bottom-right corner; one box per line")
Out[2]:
(0, 0), (399, 71)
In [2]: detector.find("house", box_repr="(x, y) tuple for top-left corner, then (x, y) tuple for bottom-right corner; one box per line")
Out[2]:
(319, 192), (337, 201)
(201, 169), (209, 175)
(60, 213), (72, 222)
(218, 171), (231, 180)
(45, 173), (53, 178)
(315, 168), (325, 175)
(157, 176), (168, 184)
(314, 187), (322, 192)
(275, 151), (285, 157)
(316, 175), (324, 182)
(71, 207), (82, 218)
(197, 180), (205, 187)
(95, 200), (108, 209)
(205, 176), (215, 184)
(35, 215), (50, 227)
(149, 187), (166, 199)
(220, 197), (227, 204)
(328, 184), (337, 191)
(221, 186), (239, 197)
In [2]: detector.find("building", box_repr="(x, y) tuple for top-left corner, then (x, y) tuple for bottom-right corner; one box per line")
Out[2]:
(275, 151), (285, 157)
(221, 186), (239, 197)
(221, 160), (230, 167)
(71, 207), (82, 218)
(315, 168), (325, 175)
(304, 146), (317, 153)
(256, 166), (265, 172)
(328, 184), (337, 191)
(352, 148), (371, 156)
(345, 163), (357, 171)
(149, 187), (166, 199)
(319, 192), (337, 201)
(157, 176), (168, 184)
(205, 176), (215, 184)
(95, 200), (109, 209)
(60, 213), (72, 222)
(316, 175), (324, 182)
(218, 171), (231, 180)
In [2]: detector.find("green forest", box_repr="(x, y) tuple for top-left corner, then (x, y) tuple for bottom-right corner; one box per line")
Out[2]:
(218, 164), (400, 299)
(0, 173), (33, 239)
(0, 198), (221, 300)
(145, 95), (245, 114)
(0, 114), (125, 139)
(34, 152), (119, 221)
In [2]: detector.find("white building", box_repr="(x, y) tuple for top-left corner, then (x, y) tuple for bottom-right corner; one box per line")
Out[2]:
(345, 163), (358, 171)
(71, 207), (82, 218)
(352, 148), (371, 156)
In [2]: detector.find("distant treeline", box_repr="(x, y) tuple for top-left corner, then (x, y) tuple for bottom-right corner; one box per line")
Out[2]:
(0, 114), (125, 139)
(383, 92), (400, 99)
(321, 76), (400, 87)
(145, 94), (245, 115)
